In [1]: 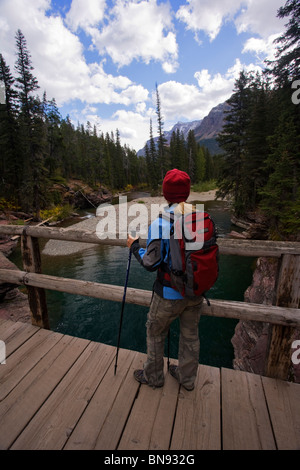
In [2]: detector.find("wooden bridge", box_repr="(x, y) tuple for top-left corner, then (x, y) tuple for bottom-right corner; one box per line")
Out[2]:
(0, 224), (300, 450)
(1, 317), (299, 450)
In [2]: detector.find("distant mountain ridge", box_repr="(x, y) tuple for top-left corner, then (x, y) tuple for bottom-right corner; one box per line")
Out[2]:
(137, 101), (229, 156)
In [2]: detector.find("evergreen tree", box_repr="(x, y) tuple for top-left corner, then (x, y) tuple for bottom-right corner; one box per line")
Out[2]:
(267, 0), (300, 83)
(186, 130), (197, 182)
(195, 146), (206, 182)
(155, 84), (167, 181)
(259, 87), (300, 238)
(14, 30), (39, 117)
(0, 33), (177, 213)
(0, 54), (20, 199)
(44, 96), (63, 177)
(170, 128), (186, 171)
(259, 0), (300, 237)
(217, 71), (252, 215)
(204, 147), (213, 181)
(14, 29), (47, 216)
(60, 115), (76, 179)
(242, 73), (272, 209)
(104, 132), (114, 188)
(147, 118), (159, 190)
(114, 129), (125, 188)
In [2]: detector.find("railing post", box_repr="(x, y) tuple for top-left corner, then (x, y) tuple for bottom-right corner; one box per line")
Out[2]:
(264, 254), (300, 380)
(21, 227), (50, 329)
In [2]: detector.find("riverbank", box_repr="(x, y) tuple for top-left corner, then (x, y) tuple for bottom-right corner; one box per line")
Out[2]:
(42, 189), (220, 256)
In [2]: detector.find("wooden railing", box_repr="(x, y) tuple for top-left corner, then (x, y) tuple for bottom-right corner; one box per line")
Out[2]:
(0, 224), (299, 381)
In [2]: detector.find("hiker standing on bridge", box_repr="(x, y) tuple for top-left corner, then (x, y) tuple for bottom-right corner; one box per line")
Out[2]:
(127, 169), (204, 391)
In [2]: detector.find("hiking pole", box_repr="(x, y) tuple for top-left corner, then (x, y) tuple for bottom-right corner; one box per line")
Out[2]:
(114, 248), (132, 375)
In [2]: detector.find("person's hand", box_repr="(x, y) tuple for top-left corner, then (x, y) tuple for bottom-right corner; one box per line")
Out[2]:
(127, 233), (138, 249)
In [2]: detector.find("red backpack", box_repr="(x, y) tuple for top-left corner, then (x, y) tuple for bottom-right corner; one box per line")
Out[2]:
(166, 210), (219, 302)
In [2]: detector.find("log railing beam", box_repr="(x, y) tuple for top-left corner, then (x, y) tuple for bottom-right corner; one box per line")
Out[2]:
(0, 268), (299, 327)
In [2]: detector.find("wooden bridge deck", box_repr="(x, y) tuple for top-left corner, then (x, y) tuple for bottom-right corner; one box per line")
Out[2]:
(0, 317), (300, 451)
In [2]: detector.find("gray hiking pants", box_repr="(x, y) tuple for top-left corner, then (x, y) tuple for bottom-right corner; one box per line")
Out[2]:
(143, 292), (203, 389)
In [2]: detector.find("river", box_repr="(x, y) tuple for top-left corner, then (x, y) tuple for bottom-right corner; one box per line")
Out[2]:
(10, 196), (255, 369)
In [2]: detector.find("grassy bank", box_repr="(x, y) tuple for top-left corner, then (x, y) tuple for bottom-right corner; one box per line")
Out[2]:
(191, 180), (217, 193)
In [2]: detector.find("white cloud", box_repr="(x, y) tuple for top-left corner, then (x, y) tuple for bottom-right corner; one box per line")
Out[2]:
(66, 0), (106, 32)
(242, 34), (280, 64)
(88, 0), (178, 71)
(158, 58), (263, 123)
(0, 0), (149, 109)
(82, 108), (153, 151)
(0, 0), (89, 104)
(234, 0), (284, 38)
(157, 81), (207, 120)
(0, 0), (287, 153)
(176, 0), (241, 41)
(176, 0), (284, 49)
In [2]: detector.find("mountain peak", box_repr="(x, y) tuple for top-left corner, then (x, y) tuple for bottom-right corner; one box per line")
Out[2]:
(137, 101), (228, 156)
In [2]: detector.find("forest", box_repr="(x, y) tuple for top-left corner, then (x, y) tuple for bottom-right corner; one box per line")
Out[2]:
(0, 30), (217, 217)
(0, 0), (299, 240)
(216, 0), (299, 239)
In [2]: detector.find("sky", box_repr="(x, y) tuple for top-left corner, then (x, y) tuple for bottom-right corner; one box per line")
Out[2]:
(0, 0), (287, 151)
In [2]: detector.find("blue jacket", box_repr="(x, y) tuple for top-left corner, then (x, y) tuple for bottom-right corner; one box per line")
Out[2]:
(130, 204), (184, 300)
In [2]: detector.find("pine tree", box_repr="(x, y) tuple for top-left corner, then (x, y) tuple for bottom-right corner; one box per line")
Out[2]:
(217, 71), (252, 216)
(147, 118), (159, 190)
(14, 30), (39, 117)
(14, 29), (47, 216)
(44, 96), (63, 177)
(170, 128), (186, 171)
(186, 130), (197, 182)
(259, 87), (300, 238)
(204, 147), (213, 181)
(155, 84), (167, 181)
(0, 54), (20, 199)
(60, 115), (76, 179)
(195, 146), (206, 182)
(260, 0), (300, 237)
(114, 129), (125, 188)
(243, 73), (272, 209)
(267, 0), (300, 83)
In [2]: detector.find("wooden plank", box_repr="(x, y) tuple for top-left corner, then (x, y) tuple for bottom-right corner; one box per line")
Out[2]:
(0, 318), (12, 333)
(170, 364), (221, 450)
(93, 352), (145, 450)
(149, 371), (180, 450)
(262, 376), (300, 450)
(1, 269), (300, 327)
(0, 335), (88, 449)
(0, 320), (39, 357)
(117, 361), (174, 450)
(64, 348), (141, 450)
(222, 368), (276, 450)
(11, 341), (115, 450)
(0, 328), (62, 401)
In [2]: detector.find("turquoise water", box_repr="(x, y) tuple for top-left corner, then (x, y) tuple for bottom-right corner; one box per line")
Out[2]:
(10, 199), (255, 369)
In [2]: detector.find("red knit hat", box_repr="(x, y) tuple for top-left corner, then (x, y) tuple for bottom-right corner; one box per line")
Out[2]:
(162, 169), (190, 203)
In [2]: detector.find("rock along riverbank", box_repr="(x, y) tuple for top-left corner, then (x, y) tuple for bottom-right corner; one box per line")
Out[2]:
(42, 190), (220, 257)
